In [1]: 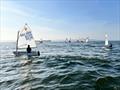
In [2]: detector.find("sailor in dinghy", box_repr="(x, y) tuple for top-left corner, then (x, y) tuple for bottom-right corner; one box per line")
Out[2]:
(13, 23), (40, 56)
(104, 34), (112, 49)
(27, 45), (32, 57)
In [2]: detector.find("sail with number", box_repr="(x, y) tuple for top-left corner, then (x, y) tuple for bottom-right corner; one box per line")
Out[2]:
(17, 24), (36, 49)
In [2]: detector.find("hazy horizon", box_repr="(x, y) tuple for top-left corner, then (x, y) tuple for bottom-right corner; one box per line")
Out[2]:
(0, 0), (120, 41)
(0, 39), (120, 43)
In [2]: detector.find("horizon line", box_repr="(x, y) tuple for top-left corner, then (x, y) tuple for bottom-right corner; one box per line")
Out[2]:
(0, 39), (120, 42)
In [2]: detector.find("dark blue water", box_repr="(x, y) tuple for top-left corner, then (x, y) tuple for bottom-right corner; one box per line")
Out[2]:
(0, 41), (120, 90)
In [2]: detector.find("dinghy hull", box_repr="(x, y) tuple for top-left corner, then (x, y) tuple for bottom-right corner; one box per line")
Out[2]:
(13, 51), (40, 56)
(105, 45), (112, 49)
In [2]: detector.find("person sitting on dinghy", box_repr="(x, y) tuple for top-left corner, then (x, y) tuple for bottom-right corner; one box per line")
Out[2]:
(109, 43), (112, 48)
(27, 45), (31, 55)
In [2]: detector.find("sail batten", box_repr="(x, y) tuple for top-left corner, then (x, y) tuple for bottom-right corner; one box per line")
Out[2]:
(17, 24), (36, 49)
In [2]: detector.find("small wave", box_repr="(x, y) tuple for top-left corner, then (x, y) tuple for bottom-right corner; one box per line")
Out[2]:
(95, 76), (120, 90)
(44, 55), (109, 64)
(41, 55), (106, 61)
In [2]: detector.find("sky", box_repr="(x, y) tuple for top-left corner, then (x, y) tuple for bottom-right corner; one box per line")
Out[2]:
(0, 0), (120, 41)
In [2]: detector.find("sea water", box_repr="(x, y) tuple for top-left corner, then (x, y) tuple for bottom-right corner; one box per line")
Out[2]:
(0, 41), (120, 90)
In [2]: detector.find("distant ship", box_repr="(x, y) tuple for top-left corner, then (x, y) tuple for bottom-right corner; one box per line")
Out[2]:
(36, 39), (51, 43)
(43, 40), (52, 42)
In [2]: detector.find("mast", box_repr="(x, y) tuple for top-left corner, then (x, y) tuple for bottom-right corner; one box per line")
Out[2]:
(16, 31), (19, 52)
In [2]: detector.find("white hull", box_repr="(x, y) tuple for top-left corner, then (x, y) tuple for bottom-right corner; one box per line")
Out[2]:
(104, 45), (112, 49)
(13, 51), (40, 56)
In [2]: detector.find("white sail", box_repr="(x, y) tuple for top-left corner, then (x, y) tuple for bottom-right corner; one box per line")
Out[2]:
(86, 37), (89, 43)
(105, 34), (109, 46)
(17, 24), (36, 49)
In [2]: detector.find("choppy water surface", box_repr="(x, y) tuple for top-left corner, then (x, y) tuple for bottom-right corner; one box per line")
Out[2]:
(0, 41), (120, 90)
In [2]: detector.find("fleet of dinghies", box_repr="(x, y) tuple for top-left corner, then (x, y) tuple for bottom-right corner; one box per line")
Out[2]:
(65, 37), (89, 43)
(13, 24), (112, 57)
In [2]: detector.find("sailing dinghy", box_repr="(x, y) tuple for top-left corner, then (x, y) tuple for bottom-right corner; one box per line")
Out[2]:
(104, 34), (112, 49)
(13, 23), (40, 56)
